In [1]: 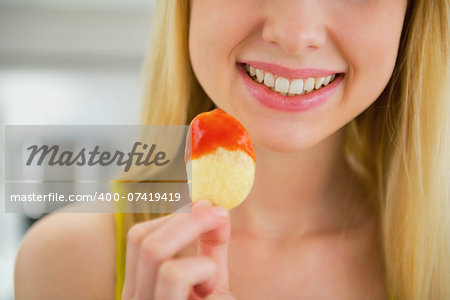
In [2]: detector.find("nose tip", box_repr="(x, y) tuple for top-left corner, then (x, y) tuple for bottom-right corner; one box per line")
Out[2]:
(261, 3), (327, 55)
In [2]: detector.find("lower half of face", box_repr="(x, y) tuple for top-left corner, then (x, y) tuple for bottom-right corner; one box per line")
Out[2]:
(189, 0), (407, 153)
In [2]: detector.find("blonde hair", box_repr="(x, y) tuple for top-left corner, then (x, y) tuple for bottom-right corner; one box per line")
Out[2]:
(124, 0), (450, 298)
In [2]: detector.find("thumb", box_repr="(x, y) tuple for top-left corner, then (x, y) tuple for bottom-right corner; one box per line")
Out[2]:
(194, 205), (231, 297)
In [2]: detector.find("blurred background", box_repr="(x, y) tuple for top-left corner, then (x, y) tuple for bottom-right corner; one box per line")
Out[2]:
(0, 0), (155, 298)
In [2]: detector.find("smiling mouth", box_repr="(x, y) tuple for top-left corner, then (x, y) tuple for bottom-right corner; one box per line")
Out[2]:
(240, 62), (343, 97)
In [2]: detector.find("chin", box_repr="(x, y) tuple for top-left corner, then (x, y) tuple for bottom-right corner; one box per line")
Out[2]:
(226, 104), (338, 154)
(250, 128), (326, 154)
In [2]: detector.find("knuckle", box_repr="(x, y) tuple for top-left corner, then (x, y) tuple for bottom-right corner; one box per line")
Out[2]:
(159, 261), (184, 284)
(202, 256), (217, 270)
(141, 239), (165, 263)
(127, 223), (145, 245)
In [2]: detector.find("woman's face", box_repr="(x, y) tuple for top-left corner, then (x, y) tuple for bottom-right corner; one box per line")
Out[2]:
(189, 0), (407, 152)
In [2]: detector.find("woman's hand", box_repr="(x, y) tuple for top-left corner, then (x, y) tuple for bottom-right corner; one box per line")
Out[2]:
(121, 199), (236, 300)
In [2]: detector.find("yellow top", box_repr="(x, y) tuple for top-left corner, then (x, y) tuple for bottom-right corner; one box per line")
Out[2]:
(114, 212), (127, 300)
(112, 181), (127, 300)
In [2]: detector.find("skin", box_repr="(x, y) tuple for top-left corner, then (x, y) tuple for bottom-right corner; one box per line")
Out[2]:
(188, 0), (406, 297)
(15, 0), (407, 299)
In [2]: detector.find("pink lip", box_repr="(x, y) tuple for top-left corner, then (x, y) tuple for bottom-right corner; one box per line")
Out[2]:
(240, 60), (341, 79)
(237, 62), (344, 112)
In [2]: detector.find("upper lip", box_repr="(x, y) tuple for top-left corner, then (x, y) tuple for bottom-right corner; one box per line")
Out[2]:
(239, 60), (343, 79)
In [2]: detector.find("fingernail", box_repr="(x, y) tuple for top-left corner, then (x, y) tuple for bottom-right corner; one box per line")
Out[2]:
(211, 206), (228, 218)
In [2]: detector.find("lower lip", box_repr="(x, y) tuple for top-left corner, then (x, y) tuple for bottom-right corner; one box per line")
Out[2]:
(237, 63), (344, 112)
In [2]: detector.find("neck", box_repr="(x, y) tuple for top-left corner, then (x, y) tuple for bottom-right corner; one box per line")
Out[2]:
(231, 128), (370, 240)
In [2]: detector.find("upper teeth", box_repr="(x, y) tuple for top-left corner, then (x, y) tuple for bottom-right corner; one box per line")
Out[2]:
(245, 63), (337, 96)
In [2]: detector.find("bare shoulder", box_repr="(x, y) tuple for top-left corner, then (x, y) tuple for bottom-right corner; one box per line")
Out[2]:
(14, 208), (116, 300)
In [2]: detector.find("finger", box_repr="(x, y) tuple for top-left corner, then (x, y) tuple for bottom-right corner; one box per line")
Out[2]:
(154, 256), (216, 300)
(122, 202), (191, 298)
(134, 200), (226, 299)
(194, 207), (231, 297)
